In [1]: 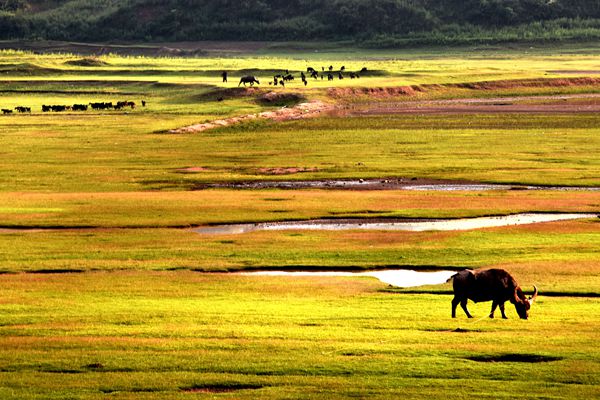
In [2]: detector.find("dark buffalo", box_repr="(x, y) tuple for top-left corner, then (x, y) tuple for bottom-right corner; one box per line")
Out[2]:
(238, 76), (260, 86)
(451, 269), (538, 319)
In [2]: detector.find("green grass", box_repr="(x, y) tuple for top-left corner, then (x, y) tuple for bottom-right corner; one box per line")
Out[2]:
(1, 112), (599, 191)
(0, 46), (598, 398)
(0, 271), (598, 399)
(1, 220), (598, 293)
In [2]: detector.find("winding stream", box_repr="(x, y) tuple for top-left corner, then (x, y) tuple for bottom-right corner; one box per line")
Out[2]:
(195, 213), (597, 235)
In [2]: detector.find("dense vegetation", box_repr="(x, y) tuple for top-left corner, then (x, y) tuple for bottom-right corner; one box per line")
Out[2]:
(1, 0), (600, 45)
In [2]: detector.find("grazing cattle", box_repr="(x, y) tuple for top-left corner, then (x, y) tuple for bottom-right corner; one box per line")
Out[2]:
(340, 65), (345, 71)
(328, 65), (333, 71)
(238, 76), (260, 86)
(310, 70), (319, 79)
(15, 106), (31, 113)
(50, 105), (67, 112)
(141, 100), (146, 107)
(360, 67), (368, 73)
(349, 72), (359, 79)
(116, 101), (135, 110)
(327, 73), (334, 81)
(42, 105), (51, 112)
(450, 269), (538, 320)
(307, 67), (316, 73)
(2, 109), (13, 114)
(90, 102), (113, 110)
(279, 79), (285, 87)
(72, 104), (88, 111)
(283, 74), (294, 81)
(338, 72), (344, 80)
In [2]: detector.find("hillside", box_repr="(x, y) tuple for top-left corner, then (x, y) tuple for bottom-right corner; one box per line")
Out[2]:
(1, 0), (600, 46)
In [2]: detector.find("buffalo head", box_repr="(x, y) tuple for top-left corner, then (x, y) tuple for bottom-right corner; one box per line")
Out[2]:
(513, 285), (538, 319)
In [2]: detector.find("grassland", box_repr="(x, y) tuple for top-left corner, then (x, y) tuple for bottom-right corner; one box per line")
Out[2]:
(0, 44), (599, 398)
(1, 271), (599, 399)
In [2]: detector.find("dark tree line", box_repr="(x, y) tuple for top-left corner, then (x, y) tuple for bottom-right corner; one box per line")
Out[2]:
(1, 0), (599, 43)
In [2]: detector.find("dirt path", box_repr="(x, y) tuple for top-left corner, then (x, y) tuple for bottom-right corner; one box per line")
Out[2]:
(169, 99), (335, 133)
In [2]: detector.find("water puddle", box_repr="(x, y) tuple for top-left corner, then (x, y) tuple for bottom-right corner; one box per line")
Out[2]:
(239, 269), (456, 288)
(198, 179), (599, 191)
(195, 213), (597, 235)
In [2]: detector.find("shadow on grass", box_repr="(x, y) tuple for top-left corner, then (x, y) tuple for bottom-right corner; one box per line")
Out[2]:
(181, 383), (266, 393)
(465, 354), (563, 363)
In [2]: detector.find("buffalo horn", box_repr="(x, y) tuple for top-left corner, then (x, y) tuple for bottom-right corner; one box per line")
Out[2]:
(529, 285), (539, 303)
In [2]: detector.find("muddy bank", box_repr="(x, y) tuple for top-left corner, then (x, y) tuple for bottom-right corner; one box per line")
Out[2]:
(194, 213), (597, 235)
(327, 78), (600, 100)
(239, 269), (457, 288)
(195, 177), (600, 191)
(341, 93), (600, 115)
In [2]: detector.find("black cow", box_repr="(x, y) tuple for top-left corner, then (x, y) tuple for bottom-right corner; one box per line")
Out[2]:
(450, 269), (538, 319)
(2, 109), (13, 114)
(238, 76), (260, 86)
(15, 106), (31, 113)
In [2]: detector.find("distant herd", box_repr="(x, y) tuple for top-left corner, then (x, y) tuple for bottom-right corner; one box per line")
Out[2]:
(236, 66), (368, 87)
(1, 100), (146, 115)
(1, 65), (368, 114)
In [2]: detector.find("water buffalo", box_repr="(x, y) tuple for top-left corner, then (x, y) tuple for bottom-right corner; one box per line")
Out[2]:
(238, 76), (260, 86)
(451, 269), (537, 319)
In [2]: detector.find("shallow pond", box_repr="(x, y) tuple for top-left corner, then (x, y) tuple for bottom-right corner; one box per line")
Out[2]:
(239, 269), (457, 288)
(195, 212), (597, 235)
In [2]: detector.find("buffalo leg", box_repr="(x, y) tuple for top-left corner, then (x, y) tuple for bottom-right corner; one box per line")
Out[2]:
(460, 299), (473, 318)
(451, 297), (460, 318)
(489, 301), (498, 318)
(499, 302), (507, 319)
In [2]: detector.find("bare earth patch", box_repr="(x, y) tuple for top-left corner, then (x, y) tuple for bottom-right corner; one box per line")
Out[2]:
(257, 167), (319, 175)
(174, 166), (211, 173)
(169, 100), (334, 133)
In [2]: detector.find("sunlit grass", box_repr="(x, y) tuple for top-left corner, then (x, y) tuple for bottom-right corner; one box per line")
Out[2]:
(0, 46), (599, 399)
(0, 271), (598, 399)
